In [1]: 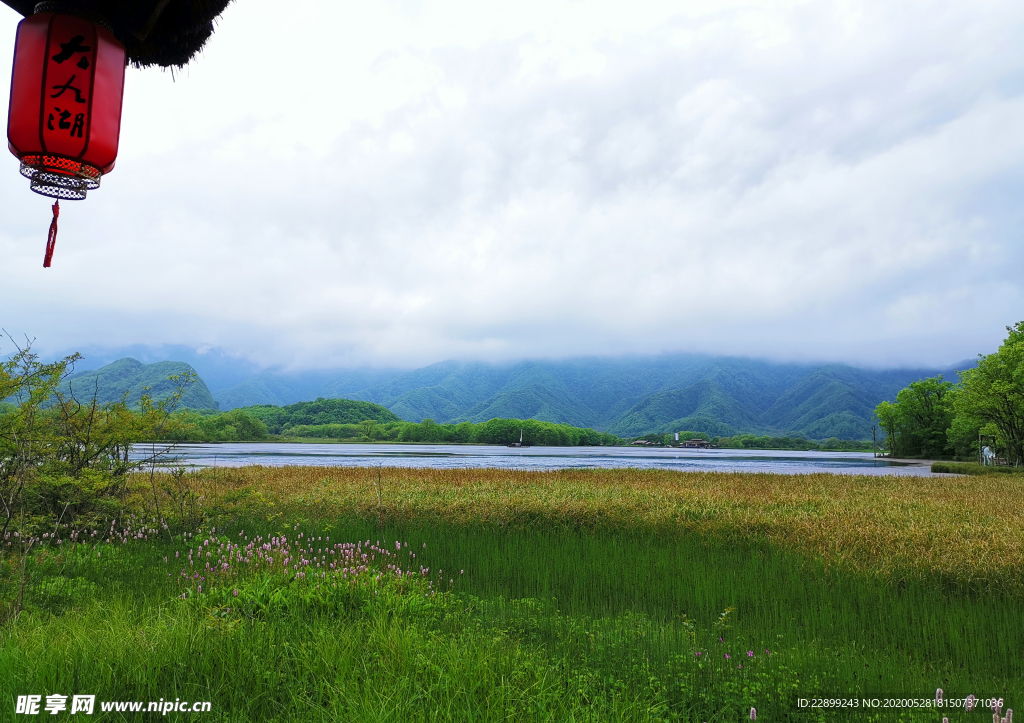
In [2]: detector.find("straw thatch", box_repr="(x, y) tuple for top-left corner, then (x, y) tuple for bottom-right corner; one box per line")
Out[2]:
(2, 0), (233, 68)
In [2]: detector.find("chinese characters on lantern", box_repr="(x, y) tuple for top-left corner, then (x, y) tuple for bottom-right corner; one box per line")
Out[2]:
(46, 32), (93, 140)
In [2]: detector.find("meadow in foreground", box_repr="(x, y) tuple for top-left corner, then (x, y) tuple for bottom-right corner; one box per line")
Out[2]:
(2, 467), (1021, 721)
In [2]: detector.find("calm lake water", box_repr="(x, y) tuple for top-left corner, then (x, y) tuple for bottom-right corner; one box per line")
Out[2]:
(144, 443), (934, 476)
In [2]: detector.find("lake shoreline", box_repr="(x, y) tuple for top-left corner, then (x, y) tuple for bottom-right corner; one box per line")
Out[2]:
(182, 436), (882, 454)
(141, 442), (941, 476)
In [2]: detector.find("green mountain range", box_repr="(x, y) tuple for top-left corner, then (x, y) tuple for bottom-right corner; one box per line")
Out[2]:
(331, 357), (956, 439)
(72, 354), (963, 440)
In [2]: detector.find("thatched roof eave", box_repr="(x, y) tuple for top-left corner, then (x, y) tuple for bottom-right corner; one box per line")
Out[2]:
(1, 0), (233, 69)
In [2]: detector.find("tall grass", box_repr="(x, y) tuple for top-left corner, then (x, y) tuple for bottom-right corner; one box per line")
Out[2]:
(308, 519), (1024, 701)
(2, 466), (1021, 721)
(170, 466), (1024, 593)
(3, 593), (617, 722)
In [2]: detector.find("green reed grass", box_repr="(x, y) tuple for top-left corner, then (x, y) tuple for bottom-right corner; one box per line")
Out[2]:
(291, 518), (1024, 703)
(2, 593), (619, 722)
(2, 466), (1022, 721)
(164, 465), (1024, 595)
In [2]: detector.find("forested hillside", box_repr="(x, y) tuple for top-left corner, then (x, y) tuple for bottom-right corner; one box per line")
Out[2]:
(63, 358), (217, 410)
(334, 357), (954, 440)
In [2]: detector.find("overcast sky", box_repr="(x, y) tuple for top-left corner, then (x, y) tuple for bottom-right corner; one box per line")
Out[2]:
(2, 0), (1022, 371)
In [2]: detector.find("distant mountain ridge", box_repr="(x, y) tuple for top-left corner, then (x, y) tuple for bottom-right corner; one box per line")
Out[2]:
(214, 369), (404, 410)
(215, 355), (961, 440)
(73, 353), (965, 440)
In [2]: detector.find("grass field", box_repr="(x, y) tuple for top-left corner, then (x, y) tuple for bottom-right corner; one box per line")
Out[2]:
(2, 466), (1021, 721)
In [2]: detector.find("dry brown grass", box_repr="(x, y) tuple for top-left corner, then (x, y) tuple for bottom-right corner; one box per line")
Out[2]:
(134, 466), (1024, 589)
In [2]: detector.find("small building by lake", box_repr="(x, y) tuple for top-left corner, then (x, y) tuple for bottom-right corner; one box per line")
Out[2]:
(681, 438), (715, 449)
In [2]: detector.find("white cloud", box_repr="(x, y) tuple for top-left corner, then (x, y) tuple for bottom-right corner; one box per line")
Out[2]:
(1, 0), (1023, 369)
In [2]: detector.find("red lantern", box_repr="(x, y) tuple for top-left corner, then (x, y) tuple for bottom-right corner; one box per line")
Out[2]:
(7, 11), (126, 201)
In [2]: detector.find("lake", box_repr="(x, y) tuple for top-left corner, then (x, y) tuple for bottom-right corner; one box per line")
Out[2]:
(144, 443), (935, 476)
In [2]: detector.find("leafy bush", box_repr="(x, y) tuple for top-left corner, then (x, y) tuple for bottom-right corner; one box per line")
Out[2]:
(2, 341), (192, 535)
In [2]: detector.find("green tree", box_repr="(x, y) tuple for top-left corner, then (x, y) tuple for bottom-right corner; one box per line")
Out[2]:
(894, 376), (954, 458)
(873, 377), (953, 458)
(952, 322), (1024, 465)
(452, 421), (475, 443)
(0, 343), (76, 534)
(874, 401), (900, 456)
(1, 338), (195, 535)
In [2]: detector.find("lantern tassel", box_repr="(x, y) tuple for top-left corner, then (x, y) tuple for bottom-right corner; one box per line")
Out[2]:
(43, 200), (59, 268)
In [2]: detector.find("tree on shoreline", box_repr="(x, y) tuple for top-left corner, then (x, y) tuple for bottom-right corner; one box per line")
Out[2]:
(876, 322), (1024, 464)
(871, 377), (953, 458)
(1, 336), (193, 536)
(951, 322), (1024, 465)
(875, 401), (900, 456)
